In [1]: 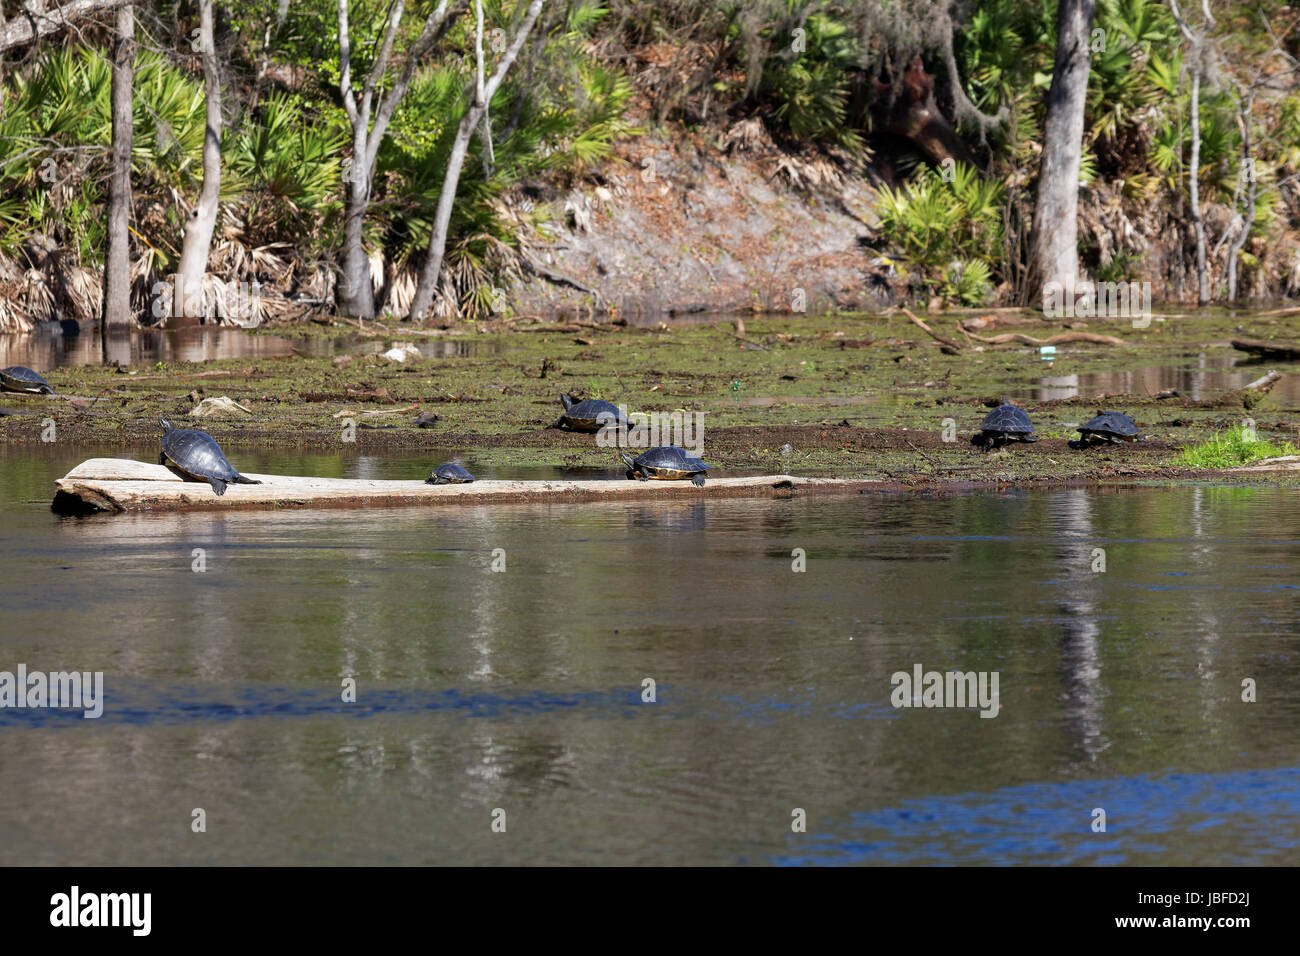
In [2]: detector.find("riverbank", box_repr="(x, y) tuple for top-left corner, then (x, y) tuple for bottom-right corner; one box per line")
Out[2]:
(4, 310), (1299, 488)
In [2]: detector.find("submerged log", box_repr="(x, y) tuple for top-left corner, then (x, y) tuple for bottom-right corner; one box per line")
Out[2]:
(1231, 338), (1300, 361)
(51, 458), (874, 515)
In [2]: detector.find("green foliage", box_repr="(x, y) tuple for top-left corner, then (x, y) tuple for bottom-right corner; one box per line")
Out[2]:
(875, 162), (1004, 292)
(1175, 426), (1298, 468)
(942, 258), (993, 307)
(760, 7), (864, 155)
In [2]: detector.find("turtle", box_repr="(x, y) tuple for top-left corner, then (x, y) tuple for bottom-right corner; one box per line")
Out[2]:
(158, 419), (261, 496)
(1074, 410), (1140, 447)
(620, 446), (708, 486)
(426, 463), (475, 485)
(0, 366), (55, 395)
(550, 393), (628, 433)
(972, 403), (1038, 449)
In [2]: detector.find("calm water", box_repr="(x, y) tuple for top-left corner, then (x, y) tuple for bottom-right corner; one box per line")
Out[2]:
(0, 444), (1298, 865)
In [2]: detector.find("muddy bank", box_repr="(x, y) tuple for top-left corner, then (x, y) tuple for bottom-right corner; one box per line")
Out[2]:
(3, 310), (1299, 486)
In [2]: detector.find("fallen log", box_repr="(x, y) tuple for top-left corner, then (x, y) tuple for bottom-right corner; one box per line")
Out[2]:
(51, 458), (876, 515)
(964, 331), (1126, 346)
(1231, 337), (1300, 361)
(1245, 370), (1282, 391)
(1214, 370), (1283, 408)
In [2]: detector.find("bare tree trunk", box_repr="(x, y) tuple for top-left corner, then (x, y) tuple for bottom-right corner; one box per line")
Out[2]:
(338, 128), (376, 318)
(335, 0), (462, 318)
(172, 0), (222, 325)
(1188, 69), (1208, 304)
(101, 2), (134, 349)
(408, 0), (545, 322)
(1029, 0), (1095, 309)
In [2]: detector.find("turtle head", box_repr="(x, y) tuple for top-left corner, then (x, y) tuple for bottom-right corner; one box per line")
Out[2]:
(160, 419), (172, 432)
(619, 452), (635, 468)
(560, 393), (574, 411)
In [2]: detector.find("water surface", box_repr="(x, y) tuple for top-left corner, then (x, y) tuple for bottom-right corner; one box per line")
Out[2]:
(1, 446), (1297, 864)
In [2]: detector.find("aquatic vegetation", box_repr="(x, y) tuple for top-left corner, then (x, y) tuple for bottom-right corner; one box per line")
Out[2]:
(1175, 426), (1298, 469)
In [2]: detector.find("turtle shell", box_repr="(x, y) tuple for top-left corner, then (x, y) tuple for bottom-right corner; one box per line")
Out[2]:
(625, 446), (708, 483)
(0, 366), (54, 394)
(980, 403), (1035, 434)
(426, 463), (475, 484)
(1079, 411), (1138, 439)
(555, 394), (627, 432)
(159, 419), (259, 496)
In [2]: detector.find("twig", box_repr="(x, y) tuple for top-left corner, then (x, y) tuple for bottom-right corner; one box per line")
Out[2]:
(901, 308), (963, 351)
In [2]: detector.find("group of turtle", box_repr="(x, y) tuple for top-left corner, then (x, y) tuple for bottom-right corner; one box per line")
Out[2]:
(155, 391), (710, 496)
(973, 402), (1140, 449)
(158, 392), (709, 495)
(551, 393), (710, 486)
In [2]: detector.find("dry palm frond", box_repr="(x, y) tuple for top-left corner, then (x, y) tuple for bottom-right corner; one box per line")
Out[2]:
(768, 152), (846, 190)
(720, 117), (771, 154)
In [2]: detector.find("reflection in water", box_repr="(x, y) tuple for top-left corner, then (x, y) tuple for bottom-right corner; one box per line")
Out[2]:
(0, 327), (327, 368)
(1050, 490), (1108, 764)
(1026, 352), (1300, 404)
(0, 328), (501, 370)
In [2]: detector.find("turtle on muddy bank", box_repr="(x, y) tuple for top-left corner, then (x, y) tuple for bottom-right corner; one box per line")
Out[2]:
(971, 403), (1037, 450)
(550, 393), (629, 433)
(1071, 411), (1141, 448)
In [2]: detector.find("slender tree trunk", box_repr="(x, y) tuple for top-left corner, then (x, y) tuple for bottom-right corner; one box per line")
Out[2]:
(338, 132), (376, 318)
(1029, 0), (1095, 309)
(1188, 69), (1209, 304)
(408, 0), (545, 322)
(1170, 0), (1215, 305)
(173, 0), (222, 325)
(101, 2), (134, 348)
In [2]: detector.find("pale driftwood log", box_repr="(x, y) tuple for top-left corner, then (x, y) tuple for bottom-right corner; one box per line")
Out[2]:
(1240, 370), (1281, 391)
(52, 458), (876, 515)
(1232, 456), (1300, 472)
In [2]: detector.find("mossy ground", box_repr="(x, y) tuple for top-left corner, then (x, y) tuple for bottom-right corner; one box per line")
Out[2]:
(4, 309), (1300, 486)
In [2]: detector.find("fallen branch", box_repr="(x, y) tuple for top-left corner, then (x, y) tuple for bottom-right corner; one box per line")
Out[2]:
(1246, 306), (1300, 318)
(520, 255), (603, 308)
(730, 332), (771, 351)
(901, 308), (963, 352)
(964, 331), (1126, 346)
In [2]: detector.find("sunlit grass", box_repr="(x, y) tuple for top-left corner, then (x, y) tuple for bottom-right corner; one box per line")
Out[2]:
(1175, 426), (1298, 468)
